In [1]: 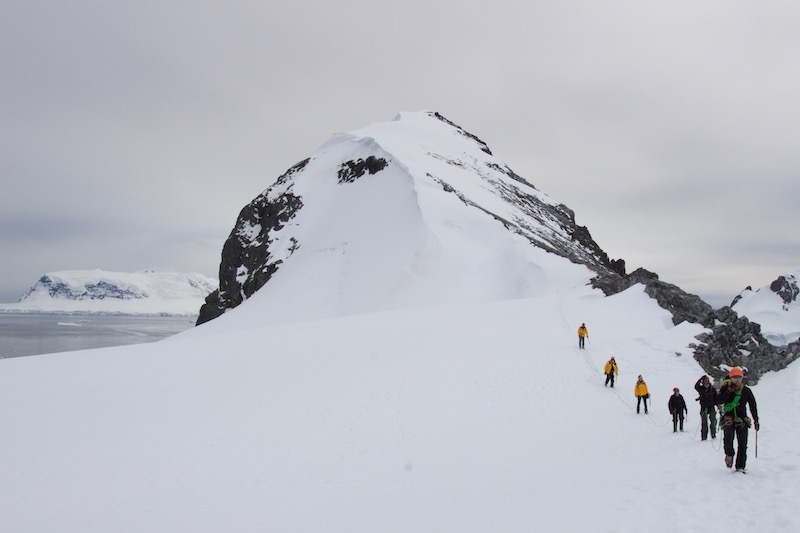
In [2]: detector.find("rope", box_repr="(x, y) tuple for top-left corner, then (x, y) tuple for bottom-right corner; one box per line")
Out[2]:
(645, 404), (672, 427)
(690, 417), (702, 439)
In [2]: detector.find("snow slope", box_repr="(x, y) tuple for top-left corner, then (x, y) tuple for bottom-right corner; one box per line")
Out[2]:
(2, 283), (798, 532)
(732, 269), (800, 346)
(3, 109), (798, 531)
(0, 269), (217, 316)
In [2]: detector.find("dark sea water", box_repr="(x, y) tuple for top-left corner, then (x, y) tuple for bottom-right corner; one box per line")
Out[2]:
(0, 313), (197, 359)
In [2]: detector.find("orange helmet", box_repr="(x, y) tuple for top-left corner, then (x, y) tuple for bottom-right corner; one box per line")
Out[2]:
(729, 367), (744, 378)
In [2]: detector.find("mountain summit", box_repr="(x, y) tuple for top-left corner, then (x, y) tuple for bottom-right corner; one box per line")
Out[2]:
(198, 111), (623, 325)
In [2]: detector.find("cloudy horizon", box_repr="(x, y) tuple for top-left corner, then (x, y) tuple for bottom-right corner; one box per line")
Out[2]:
(2, 0), (799, 308)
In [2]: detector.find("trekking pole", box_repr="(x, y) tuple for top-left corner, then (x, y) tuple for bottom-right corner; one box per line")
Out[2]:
(755, 428), (758, 458)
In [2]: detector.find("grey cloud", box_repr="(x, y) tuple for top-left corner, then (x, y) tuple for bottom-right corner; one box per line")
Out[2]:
(2, 0), (799, 303)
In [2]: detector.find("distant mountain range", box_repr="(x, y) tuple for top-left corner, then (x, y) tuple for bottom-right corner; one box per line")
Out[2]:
(0, 269), (217, 316)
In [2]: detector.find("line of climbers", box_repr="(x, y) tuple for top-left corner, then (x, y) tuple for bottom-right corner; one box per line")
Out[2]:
(601, 354), (759, 473)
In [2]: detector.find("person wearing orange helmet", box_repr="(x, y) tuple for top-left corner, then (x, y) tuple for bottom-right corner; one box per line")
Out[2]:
(604, 357), (618, 387)
(717, 367), (760, 472)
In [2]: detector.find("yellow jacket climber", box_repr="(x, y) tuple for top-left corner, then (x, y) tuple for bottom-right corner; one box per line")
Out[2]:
(577, 323), (588, 349)
(635, 375), (649, 414)
(604, 357), (618, 387)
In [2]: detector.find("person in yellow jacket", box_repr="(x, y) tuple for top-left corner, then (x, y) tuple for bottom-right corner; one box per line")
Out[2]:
(635, 375), (650, 414)
(604, 357), (618, 387)
(578, 323), (589, 349)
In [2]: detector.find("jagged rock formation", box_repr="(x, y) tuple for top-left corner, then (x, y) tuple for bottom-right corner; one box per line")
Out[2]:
(592, 268), (800, 384)
(693, 307), (800, 383)
(770, 274), (799, 309)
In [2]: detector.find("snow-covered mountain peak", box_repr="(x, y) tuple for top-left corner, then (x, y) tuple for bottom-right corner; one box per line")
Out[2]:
(198, 111), (622, 326)
(731, 269), (800, 346)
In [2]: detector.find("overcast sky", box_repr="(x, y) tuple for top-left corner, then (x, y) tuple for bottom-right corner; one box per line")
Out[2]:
(2, 0), (799, 307)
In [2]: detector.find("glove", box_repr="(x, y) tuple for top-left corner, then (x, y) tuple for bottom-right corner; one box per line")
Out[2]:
(754, 420), (760, 431)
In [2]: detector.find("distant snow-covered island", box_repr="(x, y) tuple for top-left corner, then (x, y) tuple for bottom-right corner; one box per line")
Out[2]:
(0, 269), (217, 316)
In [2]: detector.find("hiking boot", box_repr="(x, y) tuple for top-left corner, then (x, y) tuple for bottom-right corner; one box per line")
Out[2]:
(725, 455), (734, 468)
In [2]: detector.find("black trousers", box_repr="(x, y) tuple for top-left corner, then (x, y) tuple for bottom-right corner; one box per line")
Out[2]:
(700, 408), (717, 440)
(637, 396), (648, 413)
(579, 336), (585, 349)
(722, 421), (749, 469)
(605, 373), (615, 387)
(672, 411), (685, 431)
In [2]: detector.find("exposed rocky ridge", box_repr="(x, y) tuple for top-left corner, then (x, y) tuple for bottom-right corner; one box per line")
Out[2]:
(428, 170), (622, 276)
(693, 307), (800, 383)
(591, 268), (800, 384)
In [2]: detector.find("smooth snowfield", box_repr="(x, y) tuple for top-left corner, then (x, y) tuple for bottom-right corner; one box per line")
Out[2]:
(2, 285), (798, 532)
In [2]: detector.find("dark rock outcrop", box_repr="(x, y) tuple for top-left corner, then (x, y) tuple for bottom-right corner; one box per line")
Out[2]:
(770, 275), (799, 309)
(729, 286), (750, 308)
(197, 160), (308, 325)
(337, 156), (388, 184)
(694, 307), (800, 383)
